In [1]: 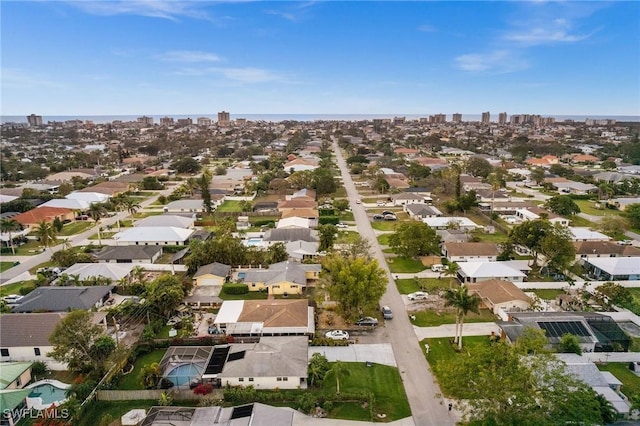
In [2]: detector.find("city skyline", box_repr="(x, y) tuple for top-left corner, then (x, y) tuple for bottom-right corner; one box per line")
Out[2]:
(2, 1), (639, 116)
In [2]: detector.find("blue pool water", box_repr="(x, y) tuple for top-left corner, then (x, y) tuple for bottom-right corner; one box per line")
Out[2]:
(165, 363), (204, 387)
(246, 238), (262, 247)
(28, 384), (68, 406)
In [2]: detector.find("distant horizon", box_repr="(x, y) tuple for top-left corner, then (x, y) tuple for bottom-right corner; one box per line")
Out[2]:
(2, 113), (639, 125)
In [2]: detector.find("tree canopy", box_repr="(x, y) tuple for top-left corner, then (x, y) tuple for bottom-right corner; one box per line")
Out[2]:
(507, 220), (575, 271)
(625, 203), (640, 229)
(324, 254), (387, 320)
(389, 221), (440, 258)
(171, 157), (202, 174)
(546, 195), (581, 216)
(465, 157), (493, 178)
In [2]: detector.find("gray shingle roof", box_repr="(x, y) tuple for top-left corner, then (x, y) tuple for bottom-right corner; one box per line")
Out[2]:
(194, 262), (231, 279)
(12, 286), (114, 313)
(94, 245), (162, 261)
(263, 228), (318, 242)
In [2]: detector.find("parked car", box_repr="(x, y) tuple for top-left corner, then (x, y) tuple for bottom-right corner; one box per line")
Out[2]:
(381, 211), (394, 216)
(383, 214), (397, 221)
(167, 317), (181, 326)
(325, 330), (350, 340)
(356, 199), (361, 204)
(373, 214), (384, 220)
(208, 326), (221, 335)
(2, 294), (22, 305)
(408, 291), (429, 301)
(431, 264), (447, 273)
(355, 317), (379, 327)
(336, 222), (348, 228)
(381, 306), (393, 319)
(376, 200), (386, 206)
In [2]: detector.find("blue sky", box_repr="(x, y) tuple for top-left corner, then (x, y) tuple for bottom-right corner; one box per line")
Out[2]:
(2, 1), (639, 116)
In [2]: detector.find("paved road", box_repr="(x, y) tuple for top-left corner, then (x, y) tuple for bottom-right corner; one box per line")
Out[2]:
(0, 185), (176, 285)
(333, 139), (452, 426)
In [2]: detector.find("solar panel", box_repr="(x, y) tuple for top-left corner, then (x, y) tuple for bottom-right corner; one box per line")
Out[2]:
(227, 350), (246, 361)
(204, 346), (230, 375)
(230, 404), (254, 419)
(537, 321), (591, 337)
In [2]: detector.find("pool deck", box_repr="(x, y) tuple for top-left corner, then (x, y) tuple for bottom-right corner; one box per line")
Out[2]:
(25, 379), (71, 410)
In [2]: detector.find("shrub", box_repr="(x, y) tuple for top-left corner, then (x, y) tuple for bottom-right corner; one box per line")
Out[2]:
(319, 216), (340, 225)
(223, 284), (248, 295)
(193, 383), (214, 395)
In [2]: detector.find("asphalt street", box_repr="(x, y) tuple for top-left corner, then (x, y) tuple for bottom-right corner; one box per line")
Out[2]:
(333, 138), (453, 426)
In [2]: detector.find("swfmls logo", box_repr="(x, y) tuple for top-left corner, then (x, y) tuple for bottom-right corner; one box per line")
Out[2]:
(3, 408), (70, 420)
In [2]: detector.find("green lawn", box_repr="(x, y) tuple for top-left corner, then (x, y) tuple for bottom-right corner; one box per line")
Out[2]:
(77, 400), (159, 426)
(339, 211), (355, 222)
(219, 288), (269, 300)
(568, 215), (595, 227)
(0, 262), (14, 273)
(525, 288), (566, 300)
(216, 200), (244, 212)
(422, 337), (491, 382)
(88, 231), (118, 240)
(469, 230), (508, 244)
(574, 200), (622, 217)
(410, 308), (497, 327)
(336, 231), (360, 244)
(59, 221), (94, 236)
(0, 281), (35, 298)
(328, 187), (347, 198)
(116, 349), (166, 390)
(12, 239), (49, 256)
(377, 234), (391, 246)
(321, 362), (411, 420)
(387, 257), (426, 273)
(29, 261), (55, 274)
(396, 278), (449, 294)
(597, 363), (640, 398)
(371, 221), (398, 232)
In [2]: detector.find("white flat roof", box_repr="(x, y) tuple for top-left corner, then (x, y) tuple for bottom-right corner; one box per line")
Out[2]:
(423, 216), (480, 228)
(114, 226), (194, 242)
(214, 300), (244, 324)
(568, 227), (610, 241)
(586, 257), (640, 275)
(459, 261), (526, 278)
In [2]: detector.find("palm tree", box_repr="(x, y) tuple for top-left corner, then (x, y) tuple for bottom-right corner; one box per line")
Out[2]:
(123, 197), (142, 217)
(110, 194), (127, 231)
(443, 286), (481, 350)
(0, 218), (21, 255)
(184, 177), (199, 197)
(139, 362), (162, 389)
(88, 203), (108, 245)
(34, 221), (58, 252)
(327, 361), (350, 395)
(443, 262), (460, 288)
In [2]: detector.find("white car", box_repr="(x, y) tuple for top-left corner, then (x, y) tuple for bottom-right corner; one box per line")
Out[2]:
(336, 222), (348, 228)
(325, 330), (350, 340)
(408, 291), (429, 301)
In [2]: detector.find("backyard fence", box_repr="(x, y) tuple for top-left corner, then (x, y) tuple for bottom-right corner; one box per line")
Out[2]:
(96, 389), (222, 401)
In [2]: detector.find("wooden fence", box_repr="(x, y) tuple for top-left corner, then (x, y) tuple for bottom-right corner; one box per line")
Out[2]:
(97, 389), (223, 401)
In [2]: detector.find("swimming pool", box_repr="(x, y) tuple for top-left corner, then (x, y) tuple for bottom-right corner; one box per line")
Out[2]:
(245, 237), (263, 247)
(165, 363), (204, 387)
(26, 380), (70, 410)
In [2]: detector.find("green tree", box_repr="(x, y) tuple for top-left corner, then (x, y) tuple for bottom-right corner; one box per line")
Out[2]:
(333, 199), (349, 212)
(34, 220), (58, 252)
(123, 196), (142, 217)
(531, 168), (546, 185)
(313, 168), (336, 195)
(199, 169), (213, 214)
(388, 221), (440, 258)
(88, 203), (107, 245)
(326, 361), (350, 395)
(266, 242), (288, 264)
(436, 341), (603, 425)
(145, 274), (186, 318)
(139, 362), (162, 389)
(318, 224), (338, 251)
(443, 286), (481, 349)
(508, 220), (575, 270)
(307, 353), (330, 387)
(342, 234), (372, 260)
(324, 254), (387, 320)
(49, 310), (116, 374)
(372, 175), (390, 194)
(514, 327), (549, 355)
(558, 333), (582, 355)
(546, 195), (581, 216)
(593, 281), (634, 309)
(598, 215), (629, 238)
(443, 262), (459, 288)
(465, 157), (493, 178)
(625, 203), (640, 229)
(171, 157), (202, 174)
(0, 218), (21, 255)
(52, 216), (64, 233)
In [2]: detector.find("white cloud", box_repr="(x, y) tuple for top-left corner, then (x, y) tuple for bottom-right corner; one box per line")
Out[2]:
(504, 27), (592, 45)
(454, 50), (529, 74)
(170, 66), (284, 83)
(155, 51), (222, 63)
(68, 1), (217, 22)
(417, 24), (437, 33)
(1, 68), (66, 89)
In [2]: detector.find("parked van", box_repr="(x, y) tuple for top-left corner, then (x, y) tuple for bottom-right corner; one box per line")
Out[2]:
(431, 264), (448, 273)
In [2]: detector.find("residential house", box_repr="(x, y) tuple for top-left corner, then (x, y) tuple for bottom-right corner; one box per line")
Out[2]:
(214, 299), (314, 336)
(277, 199), (318, 211)
(139, 403), (294, 426)
(574, 241), (640, 263)
(12, 286), (115, 313)
(39, 198), (90, 211)
(61, 263), (134, 282)
(514, 207), (570, 226)
(607, 197), (640, 211)
(114, 226), (194, 246)
(284, 240), (320, 261)
(276, 217), (313, 229)
(423, 216), (481, 231)
(78, 181), (130, 196)
(240, 260), (321, 295)
(0, 313), (108, 369)
(134, 215), (195, 228)
(390, 193), (430, 206)
(280, 209), (319, 227)
(263, 228), (318, 244)
(404, 204), (442, 220)
(457, 261), (527, 283)
(568, 227), (611, 242)
(94, 245), (163, 264)
(285, 188), (316, 201)
(443, 242), (500, 263)
(584, 257), (640, 281)
(436, 229), (471, 243)
(0, 362), (32, 390)
(202, 336), (308, 390)
(163, 200), (207, 213)
(13, 207), (75, 228)
(66, 191), (110, 204)
(570, 154), (600, 164)
(283, 158), (318, 172)
(480, 200), (537, 214)
(545, 178), (597, 195)
(525, 155), (559, 168)
(0, 362), (32, 426)
(467, 279), (530, 314)
(193, 262), (231, 286)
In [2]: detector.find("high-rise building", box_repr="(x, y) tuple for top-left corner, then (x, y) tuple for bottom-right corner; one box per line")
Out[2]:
(197, 117), (212, 127)
(452, 113), (462, 123)
(160, 116), (174, 126)
(429, 114), (446, 124)
(218, 111), (230, 124)
(27, 114), (43, 126)
(137, 116), (154, 126)
(481, 111), (491, 124)
(498, 112), (507, 124)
